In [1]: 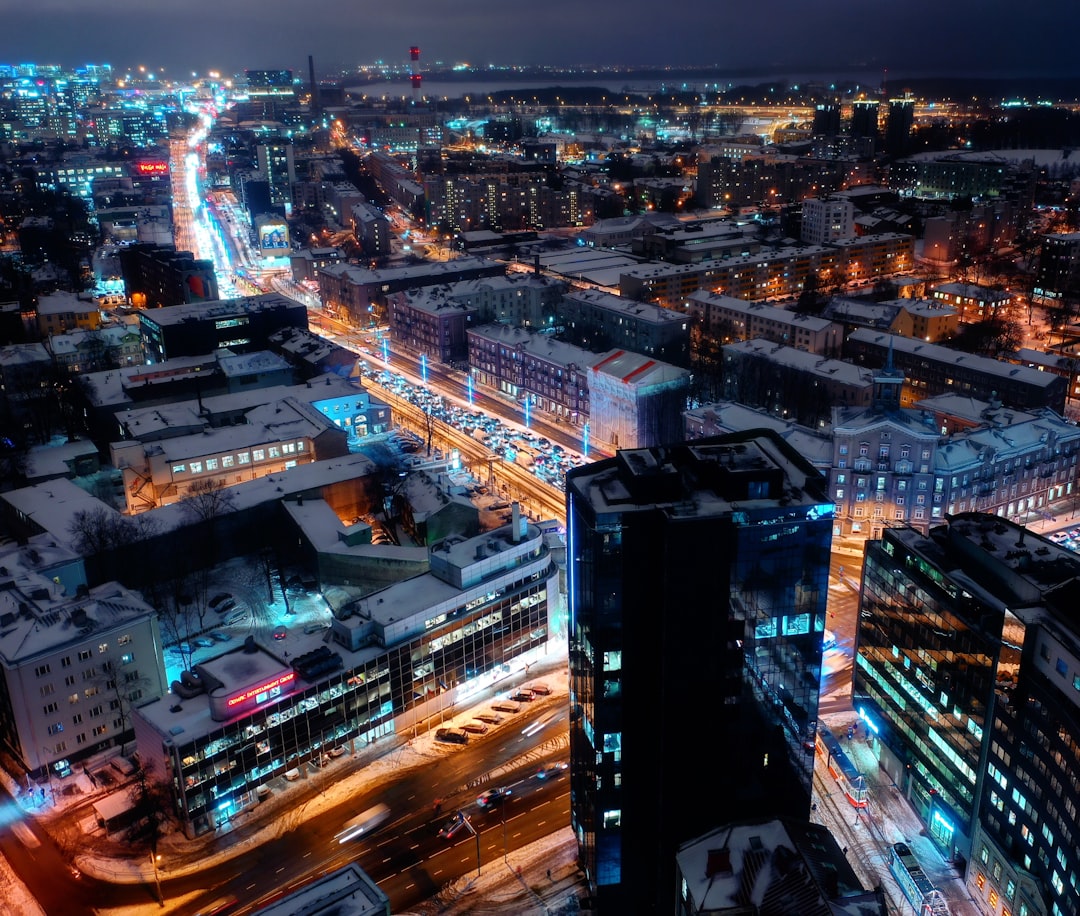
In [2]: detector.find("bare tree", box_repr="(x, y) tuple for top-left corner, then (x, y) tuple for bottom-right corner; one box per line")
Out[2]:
(68, 508), (160, 585)
(178, 478), (237, 568)
(124, 759), (173, 857)
(178, 477), (237, 523)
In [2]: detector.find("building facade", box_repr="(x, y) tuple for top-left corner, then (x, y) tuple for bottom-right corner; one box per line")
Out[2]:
(133, 518), (558, 837)
(566, 431), (833, 914)
(855, 515), (1080, 916)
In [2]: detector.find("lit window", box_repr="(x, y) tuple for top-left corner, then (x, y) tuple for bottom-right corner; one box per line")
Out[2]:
(205, 458), (219, 471)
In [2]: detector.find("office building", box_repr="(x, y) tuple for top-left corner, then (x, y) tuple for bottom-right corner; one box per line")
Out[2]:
(138, 293), (308, 362)
(854, 515), (1080, 916)
(566, 430), (834, 913)
(133, 515), (558, 837)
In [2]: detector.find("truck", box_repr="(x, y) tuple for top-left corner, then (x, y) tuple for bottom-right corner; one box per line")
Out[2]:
(335, 802), (391, 844)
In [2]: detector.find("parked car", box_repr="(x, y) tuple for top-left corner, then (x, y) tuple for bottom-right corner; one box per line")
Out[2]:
(214, 599), (237, 614)
(509, 691), (534, 703)
(476, 787), (511, 808)
(434, 727), (469, 745)
(193, 637), (216, 649)
(208, 592), (232, 609)
(461, 721), (489, 734)
(328, 746), (348, 758)
(527, 683), (551, 695)
(208, 631), (232, 642)
(473, 713), (502, 725)
(491, 701), (520, 714)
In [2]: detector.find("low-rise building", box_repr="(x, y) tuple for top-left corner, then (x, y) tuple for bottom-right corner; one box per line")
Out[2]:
(686, 290), (844, 355)
(132, 516), (558, 837)
(845, 329), (1067, 413)
(675, 818), (886, 915)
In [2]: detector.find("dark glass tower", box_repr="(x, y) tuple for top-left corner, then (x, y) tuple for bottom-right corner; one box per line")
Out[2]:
(565, 430), (834, 914)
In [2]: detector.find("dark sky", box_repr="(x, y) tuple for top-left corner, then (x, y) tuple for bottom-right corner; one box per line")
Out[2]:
(3, 0), (1078, 84)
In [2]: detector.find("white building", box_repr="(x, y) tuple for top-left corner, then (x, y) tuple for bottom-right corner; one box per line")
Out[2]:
(800, 197), (856, 246)
(0, 540), (167, 780)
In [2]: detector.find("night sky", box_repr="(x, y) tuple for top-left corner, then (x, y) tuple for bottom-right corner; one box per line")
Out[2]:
(3, 0), (1078, 84)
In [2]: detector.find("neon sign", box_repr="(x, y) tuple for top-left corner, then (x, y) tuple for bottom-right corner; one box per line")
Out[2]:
(226, 671), (295, 707)
(135, 162), (169, 175)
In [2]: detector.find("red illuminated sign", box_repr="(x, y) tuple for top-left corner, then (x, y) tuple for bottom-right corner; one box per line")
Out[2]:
(135, 161), (169, 175)
(226, 671), (295, 707)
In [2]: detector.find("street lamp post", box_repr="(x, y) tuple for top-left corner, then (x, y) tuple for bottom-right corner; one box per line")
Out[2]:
(150, 849), (163, 907)
(459, 811), (481, 877)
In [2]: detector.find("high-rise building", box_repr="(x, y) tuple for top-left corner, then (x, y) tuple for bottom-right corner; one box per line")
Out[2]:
(854, 515), (1080, 916)
(566, 430), (834, 914)
(256, 139), (296, 216)
(885, 97), (916, 157)
(849, 100), (880, 142)
(812, 103), (842, 138)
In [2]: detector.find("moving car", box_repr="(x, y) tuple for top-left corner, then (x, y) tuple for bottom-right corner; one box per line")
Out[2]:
(477, 787), (511, 808)
(336, 803), (391, 844)
(437, 813), (472, 840)
(536, 761), (569, 780)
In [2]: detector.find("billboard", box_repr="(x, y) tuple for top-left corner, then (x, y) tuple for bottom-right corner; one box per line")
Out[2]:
(258, 221), (289, 254)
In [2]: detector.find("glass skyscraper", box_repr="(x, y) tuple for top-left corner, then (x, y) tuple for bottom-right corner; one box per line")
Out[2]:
(565, 430), (833, 914)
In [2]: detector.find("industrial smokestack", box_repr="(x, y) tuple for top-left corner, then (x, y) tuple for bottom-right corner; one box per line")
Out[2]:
(409, 46), (422, 104)
(308, 54), (319, 117)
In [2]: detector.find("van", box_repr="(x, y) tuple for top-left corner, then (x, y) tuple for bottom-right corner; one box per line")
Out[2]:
(336, 802), (391, 844)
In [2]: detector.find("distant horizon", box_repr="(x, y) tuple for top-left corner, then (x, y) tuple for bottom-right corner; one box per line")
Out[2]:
(3, 0), (1079, 90)
(6, 58), (1080, 103)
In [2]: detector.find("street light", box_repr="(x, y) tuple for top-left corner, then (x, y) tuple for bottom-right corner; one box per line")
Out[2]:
(457, 811), (481, 877)
(150, 849), (164, 907)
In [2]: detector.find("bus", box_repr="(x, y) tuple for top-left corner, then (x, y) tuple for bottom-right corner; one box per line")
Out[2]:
(815, 723), (867, 808)
(889, 842), (950, 915)
(335, 802), (391, 844)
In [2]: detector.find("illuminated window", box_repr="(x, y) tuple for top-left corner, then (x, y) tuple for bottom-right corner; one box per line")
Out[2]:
(976, 872), (986, 890)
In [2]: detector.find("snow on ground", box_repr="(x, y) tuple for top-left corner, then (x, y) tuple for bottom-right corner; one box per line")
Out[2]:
(49, 649), (581, 915)
(0, 852), (44, 916)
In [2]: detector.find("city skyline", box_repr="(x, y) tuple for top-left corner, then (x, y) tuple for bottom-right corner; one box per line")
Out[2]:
(4, 0), (1080, 86)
